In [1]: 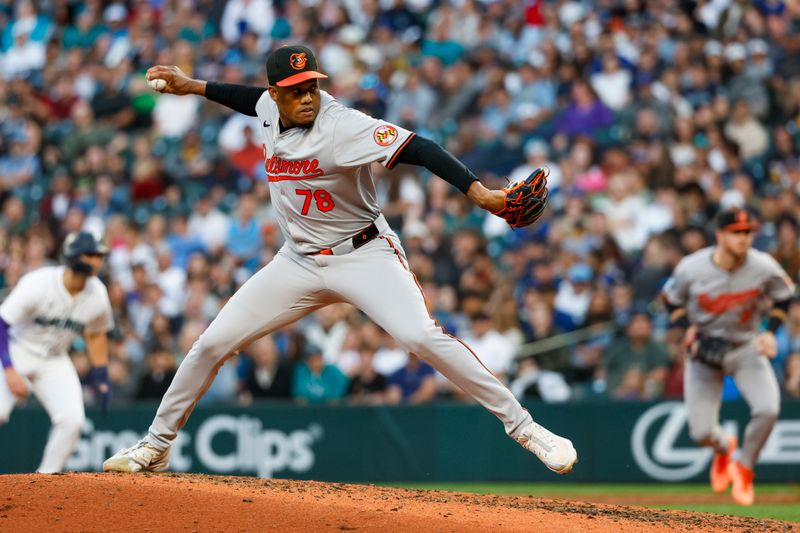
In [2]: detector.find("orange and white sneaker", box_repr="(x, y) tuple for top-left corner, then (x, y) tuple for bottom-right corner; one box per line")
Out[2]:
(710, 435), (737, 493)
(728, 461), (755, 506)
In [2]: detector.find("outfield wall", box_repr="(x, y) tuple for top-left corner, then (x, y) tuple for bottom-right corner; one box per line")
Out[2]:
(1, 401), (798, 482)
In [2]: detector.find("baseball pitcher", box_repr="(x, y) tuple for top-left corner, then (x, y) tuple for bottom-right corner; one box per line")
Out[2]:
(0, 232), (114, 472)
(104, 45), (576, 475)
(661, 208), (795, 505)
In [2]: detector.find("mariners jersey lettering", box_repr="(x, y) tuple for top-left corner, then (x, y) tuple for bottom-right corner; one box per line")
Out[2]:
(0, 266), (114, 358)
(255, 90), (413, 254)
(662, 247), (795, 342)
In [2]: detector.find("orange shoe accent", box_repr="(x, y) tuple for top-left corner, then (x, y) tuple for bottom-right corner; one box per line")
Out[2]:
(710, 435), (737, 493)
(728, 461), (755, 506)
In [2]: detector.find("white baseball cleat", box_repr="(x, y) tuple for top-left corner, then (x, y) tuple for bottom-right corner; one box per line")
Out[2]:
(516, 421), (578, 474)
(103, 440), (170, 473)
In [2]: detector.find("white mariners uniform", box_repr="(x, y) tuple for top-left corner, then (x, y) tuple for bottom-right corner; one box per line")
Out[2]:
(0, 266), (114, 472)
(145, 91), (534, 449)
(662, 247), (795, 468)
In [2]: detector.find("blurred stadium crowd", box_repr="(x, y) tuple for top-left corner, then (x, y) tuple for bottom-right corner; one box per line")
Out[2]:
(1, 0), (800, 409)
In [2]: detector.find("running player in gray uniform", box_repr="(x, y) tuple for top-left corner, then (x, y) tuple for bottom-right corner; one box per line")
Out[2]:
(661, 208), (795, 505)
(104, 45), (577, 475)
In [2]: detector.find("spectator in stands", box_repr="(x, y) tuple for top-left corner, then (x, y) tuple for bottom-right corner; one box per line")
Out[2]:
(724, 99), (769, 161)
(220, 0), (274, 49)
(60, 100), (115, 164)
(62, 7), (104, 50)
(0, 131), (38, 191)
(554, 263), (594, 330)
(510, 355), (572, 403)
(590, 52), (632, 112)
(599, 311), (670, 400)
(154, 246), (186, 320)
(555, 80), (614, 139)
(291, 343), (349, 405)
(108, 352), (136, 402)
(228, 126), (264, 180)
(239, 335), (294, 403)
(347, 342), (388, 405)
(302, 303), (352, 370)
(520, 300), (570, 376)
(162, 212), (202, 262)
(135, 344), (178, 400)
(1, 22), (46, 80)
(227, 192), (263, 274)
(772, 214), (800, 279)
(188, 193), (231, 255)
(386, 354), (437, 405)
(462, 311), (514, 384)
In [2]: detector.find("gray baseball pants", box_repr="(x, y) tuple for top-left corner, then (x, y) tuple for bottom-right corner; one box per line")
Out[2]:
(146, 230), (532, 449)
(684, 340), (780, 469)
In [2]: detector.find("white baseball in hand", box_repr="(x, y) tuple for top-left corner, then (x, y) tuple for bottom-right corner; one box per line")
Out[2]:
(149, 78), (167, 91)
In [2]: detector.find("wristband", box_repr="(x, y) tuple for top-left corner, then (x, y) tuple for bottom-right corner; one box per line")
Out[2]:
(766, 315), (784, 334)
(669, 314), (690, 330)
(90, 365), (111, 416)
(0, 318), (12, 369)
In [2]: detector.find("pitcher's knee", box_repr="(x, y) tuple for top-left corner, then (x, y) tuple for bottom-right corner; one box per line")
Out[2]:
(191, 331), (236, 363)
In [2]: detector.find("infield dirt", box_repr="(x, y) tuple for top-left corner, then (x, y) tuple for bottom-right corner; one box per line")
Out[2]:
(0, 473), (796, 532)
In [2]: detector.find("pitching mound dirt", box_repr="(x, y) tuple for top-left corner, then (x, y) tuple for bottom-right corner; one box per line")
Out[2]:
(0, 473), (796, 532)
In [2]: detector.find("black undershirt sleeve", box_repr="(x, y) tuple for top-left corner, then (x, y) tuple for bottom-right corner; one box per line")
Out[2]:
(664, 300), (690, 329)
(766, 298), (792, 333)
(205, 82), (266, 117)
(392, 135), (478, 195)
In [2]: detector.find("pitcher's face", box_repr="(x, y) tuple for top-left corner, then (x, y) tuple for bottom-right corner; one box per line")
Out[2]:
(269, 79), (321, 128)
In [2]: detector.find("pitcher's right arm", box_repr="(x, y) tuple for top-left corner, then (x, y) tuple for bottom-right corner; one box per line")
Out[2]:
(146, 65), (265, 117)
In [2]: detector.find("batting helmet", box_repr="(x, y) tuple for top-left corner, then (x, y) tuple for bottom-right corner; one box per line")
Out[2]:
(62, 231), (108, 275)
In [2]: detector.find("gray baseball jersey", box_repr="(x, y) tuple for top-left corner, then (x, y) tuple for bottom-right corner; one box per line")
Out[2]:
(662, 247), (795, 343)
(254, 90), (414, 254)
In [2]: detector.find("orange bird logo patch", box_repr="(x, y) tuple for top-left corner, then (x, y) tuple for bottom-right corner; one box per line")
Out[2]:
(373, 125), (398, 146)
(290, 53), (307, 70)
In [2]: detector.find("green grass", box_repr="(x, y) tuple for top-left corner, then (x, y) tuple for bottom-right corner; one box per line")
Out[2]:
(383, 483), (800, 522)
(657, 504), (799, 522)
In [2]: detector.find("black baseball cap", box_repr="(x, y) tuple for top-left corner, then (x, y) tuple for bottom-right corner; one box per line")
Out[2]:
(716, 207), (759, 232)
(266, 45), (328, 87)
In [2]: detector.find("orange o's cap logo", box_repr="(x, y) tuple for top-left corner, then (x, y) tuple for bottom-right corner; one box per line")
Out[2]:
(290, 53), (307, 71)
(373, 125), (398, 146)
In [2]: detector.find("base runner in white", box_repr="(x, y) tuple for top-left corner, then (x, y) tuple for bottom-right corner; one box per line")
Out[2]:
(0, 232), (114, 473)
(104, 45), (576, 475)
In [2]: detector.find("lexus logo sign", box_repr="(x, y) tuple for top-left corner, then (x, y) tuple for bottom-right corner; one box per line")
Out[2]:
(631, 402), (800, 481)
(632, 402), (715, 481)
